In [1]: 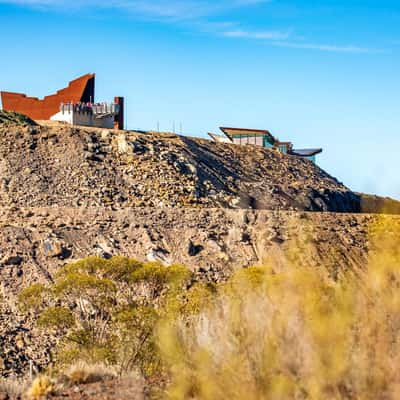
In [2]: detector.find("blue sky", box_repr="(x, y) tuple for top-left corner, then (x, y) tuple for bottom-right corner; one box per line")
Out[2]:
(0, 0), (399, 199)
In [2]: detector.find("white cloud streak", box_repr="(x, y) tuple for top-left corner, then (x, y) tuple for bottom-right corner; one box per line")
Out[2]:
(0, 0), (268, 19)
(272, 41), (383, 54)
(222, 29), (382, 54)
(223, 29), (291, 41)
(1, 0), (382, 53)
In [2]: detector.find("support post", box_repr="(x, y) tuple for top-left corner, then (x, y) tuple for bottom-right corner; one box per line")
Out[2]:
(114, 96), (124, 130)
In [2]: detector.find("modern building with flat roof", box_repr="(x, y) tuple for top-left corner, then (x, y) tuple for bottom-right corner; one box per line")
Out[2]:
(209, 126), (322, 163)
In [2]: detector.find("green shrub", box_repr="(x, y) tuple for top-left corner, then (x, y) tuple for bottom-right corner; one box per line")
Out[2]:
(38, 306), (75, 330)
(20, 257), (192, 377)
(18, 283), (47, 312)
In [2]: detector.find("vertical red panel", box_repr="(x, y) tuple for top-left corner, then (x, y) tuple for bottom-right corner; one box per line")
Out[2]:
(114, 97), (124, 130)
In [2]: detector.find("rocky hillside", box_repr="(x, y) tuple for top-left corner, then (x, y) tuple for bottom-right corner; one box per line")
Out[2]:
(0, 207), (395, 377)
(0, 115), (398, 381)
(0, 119), (360, 212)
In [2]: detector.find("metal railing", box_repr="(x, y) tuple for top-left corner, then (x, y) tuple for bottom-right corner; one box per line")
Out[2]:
(60, 102), (120, 115)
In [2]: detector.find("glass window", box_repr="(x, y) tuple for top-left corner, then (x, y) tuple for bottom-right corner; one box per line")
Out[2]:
(278, 144), (287, 154)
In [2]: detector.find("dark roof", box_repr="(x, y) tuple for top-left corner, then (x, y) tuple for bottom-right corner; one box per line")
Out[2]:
(290, 148), (323, 157)
(220, 127), (276, 143)
(276, 141), (293, 149)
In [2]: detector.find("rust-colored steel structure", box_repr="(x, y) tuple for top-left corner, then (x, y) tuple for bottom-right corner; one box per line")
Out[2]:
(1, 73), (95, 121)
(1, 73), (124, 130)
(114, 96), (124, 130)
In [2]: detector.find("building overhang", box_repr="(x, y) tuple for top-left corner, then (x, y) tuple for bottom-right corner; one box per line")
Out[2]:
(220, 126), (276, 144)
(289, 148), (323, 157)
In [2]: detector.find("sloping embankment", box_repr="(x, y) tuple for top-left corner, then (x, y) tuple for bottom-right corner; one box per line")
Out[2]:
(0, 120), (360, 211)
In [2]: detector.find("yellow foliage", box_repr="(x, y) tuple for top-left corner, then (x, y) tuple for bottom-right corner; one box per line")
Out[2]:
(18, 218), (400, 399)
(26, 376), (54, 400)
(159, 215), (400, 400)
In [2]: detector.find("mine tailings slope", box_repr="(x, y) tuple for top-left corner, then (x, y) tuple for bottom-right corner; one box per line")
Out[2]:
(0, 118), (360, 211)
(0, 113), (399, 379)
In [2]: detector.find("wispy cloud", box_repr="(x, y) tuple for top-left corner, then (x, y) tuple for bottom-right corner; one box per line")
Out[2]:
(223, 29), (291, 41)
(0, 0), (269, 19)
(272, 41), (382, 54)
(1, 0), (383, 54)
(222, 28), (382, 54)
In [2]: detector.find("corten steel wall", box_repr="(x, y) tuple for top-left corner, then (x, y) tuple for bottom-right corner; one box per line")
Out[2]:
(0, 74), (95, 121)
(114, 96), (124, 130)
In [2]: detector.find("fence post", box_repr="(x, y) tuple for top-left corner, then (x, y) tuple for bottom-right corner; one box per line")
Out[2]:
(29, 360), (34, 380)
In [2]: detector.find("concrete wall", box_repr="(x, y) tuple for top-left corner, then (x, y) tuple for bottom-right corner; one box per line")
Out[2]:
(51, 110), (114, 129)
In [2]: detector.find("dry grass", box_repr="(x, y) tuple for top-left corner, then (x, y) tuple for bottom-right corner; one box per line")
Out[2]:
(59, 364), (145, 399)
(0, 377), (30, 398)
(159, 216), (400, 400)
(110, 371), (146, 400)
(62, 361), (116, 385)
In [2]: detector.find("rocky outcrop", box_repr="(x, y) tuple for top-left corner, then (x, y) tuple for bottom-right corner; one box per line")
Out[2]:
(0, 122), (360, 212)
(0, 307), (54, 378)
(0, 207), (374, 298)
(0, 111), (36, 127)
